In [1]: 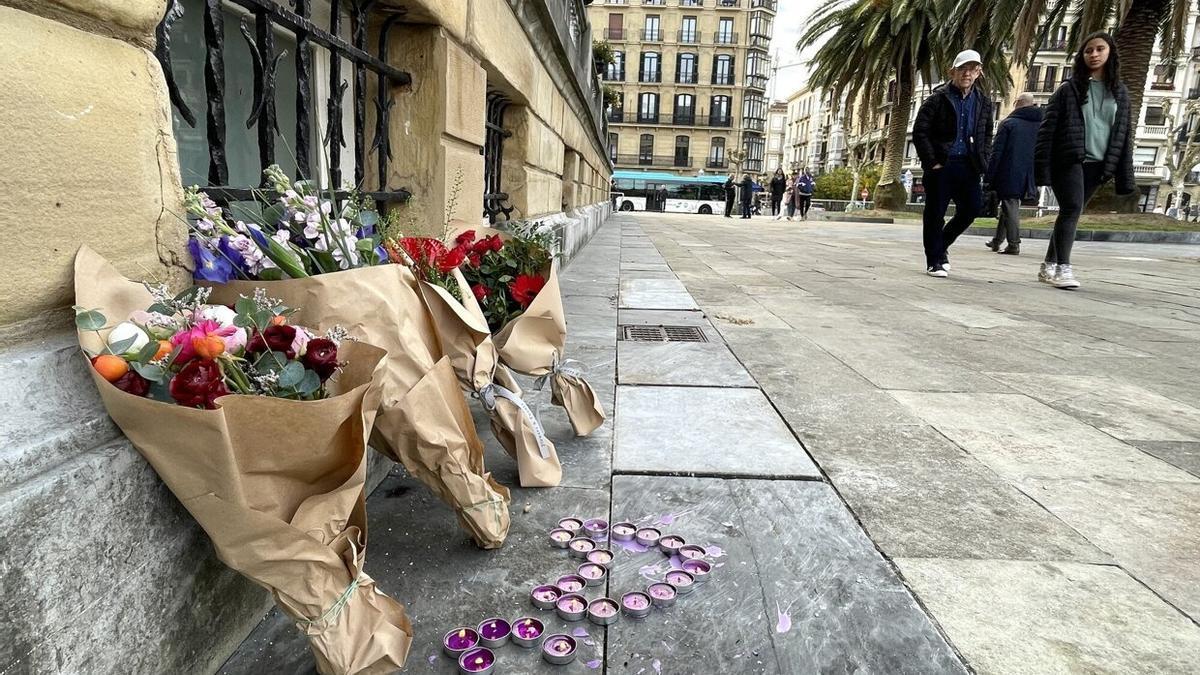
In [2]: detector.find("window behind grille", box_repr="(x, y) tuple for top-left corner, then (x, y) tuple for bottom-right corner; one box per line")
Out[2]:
(483, 91), (515, 223)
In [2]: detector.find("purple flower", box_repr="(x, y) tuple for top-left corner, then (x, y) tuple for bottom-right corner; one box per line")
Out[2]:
(217, 235), (247, 275)
(188, 238), (234, 283)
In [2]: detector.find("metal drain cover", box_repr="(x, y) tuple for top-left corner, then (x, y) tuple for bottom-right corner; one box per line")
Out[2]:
(620, 325), (708, 343)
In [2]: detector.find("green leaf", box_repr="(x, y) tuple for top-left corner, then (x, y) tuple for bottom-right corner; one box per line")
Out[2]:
(253, 309), (274, 327)
(258, 267), (284, 281)
(233, 313), (256, 328)
(147, 303), (173, 316)
(173, 287), (202, 304)
(74, 308), (107, 331)
(108, 335), (138, 356)
(133, 340), (161, 364)
(357, 210), (379, 228)
(261, 203), (287, 227)
(277, 360), (305, 387)
(498, 275), (513, 283)
(131, 363), (166, 383)
(163, 343), (184, 368)
(355, 238), (377, 252)
(235, 296), (256, 316)
(296, 369), (321, 395)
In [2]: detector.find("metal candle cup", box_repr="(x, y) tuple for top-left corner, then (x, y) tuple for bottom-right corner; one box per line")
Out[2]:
(555, 574), (587, 594)
(682, 558), (712, 582)
(443, 627), (480, 658)
(577, 562), (607, 586)
(585, 548), (615, 569)
(634, 527), (662, 547)
(457, 647), (495, 675)
(647, 582), (678, 608)
(557, 517), (584, 533)
(582, 517), (609, 539)
(476, 618), (511, 648)
(678, 544), (707, 560)
(658, 534), (686, 556)
(548, 528), (573, 548)
(541, 634), (578, 665)
(621, 591), (653, 619)
(611, 521), (637, 541)
(555, 592), (588, 622)
(567, 536), (597, 559)
(530, 584), (562, 610)
(665, 569), (696, 595)
(511, 617), (545, 648)
(587, 597), (621, 626)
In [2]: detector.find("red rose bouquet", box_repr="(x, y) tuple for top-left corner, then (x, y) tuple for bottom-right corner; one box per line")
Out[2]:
(75, 247), (413, 674)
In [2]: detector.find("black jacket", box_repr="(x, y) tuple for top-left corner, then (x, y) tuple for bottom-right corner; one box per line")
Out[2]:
(739, 177), (753, 204)
(985, 105), (1043, 199)
(913, 83), (994, 173)
(724, 177), (736, 200)
(769, 175), (786, 197)
(1034, 79), (1135, 195)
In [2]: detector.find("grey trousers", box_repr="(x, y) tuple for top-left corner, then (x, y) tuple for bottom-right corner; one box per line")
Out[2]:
(991, 197), (1021, 246)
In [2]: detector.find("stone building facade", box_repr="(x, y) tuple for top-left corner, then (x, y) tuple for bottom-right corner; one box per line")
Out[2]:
(0, 0), (610, 673)
(591, 0), (776, 175)
(764, 99), (788, 173)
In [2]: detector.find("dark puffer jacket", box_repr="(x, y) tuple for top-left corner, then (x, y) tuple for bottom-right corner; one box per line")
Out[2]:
(985, 105), (1044, 199)
(1034, 79), (1135, 194)
(913, 83), (995, 174)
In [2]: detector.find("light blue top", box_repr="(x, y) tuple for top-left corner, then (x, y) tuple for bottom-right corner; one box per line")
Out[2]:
(1083, 79), (1116, 162)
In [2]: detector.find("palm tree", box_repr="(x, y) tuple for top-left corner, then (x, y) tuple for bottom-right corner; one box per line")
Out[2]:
(799, 0), (1009, 210)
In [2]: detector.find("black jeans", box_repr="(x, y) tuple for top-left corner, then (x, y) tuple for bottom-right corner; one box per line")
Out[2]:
(1046, 162), (1104, 265)
(740, 200), (752, 218)
(798, 195), (811, 217)
(770, 196), (782, 215)
(922, 158), (982, 268)
(724, 196), (734, 217)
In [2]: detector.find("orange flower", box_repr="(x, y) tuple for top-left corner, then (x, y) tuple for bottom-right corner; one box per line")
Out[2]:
(192, 335), (226, 359)
(91, 354), (129, 382)
(269, 315), (287, 326)
(154, 339), (173, 360)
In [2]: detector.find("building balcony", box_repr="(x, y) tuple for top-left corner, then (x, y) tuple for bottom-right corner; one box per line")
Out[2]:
(712, 32), (738, 45)
(638, 71), (662, 83)
(615, 153), (694, 168)
(745, 74), (768, 90)
(714, 0), (742, 6)
(676, 73), (698, 85)
(604, 28), (625, 41)
(603, 69), (625, 82)
(706, 157), (729, 169)
(677, 30), (700, 44)
(1150, 81), (1176, 91)
(1141, 124), (1169, 138)
(750, 0), (777, 10)
(608, 112), (735, 127)
(641, 29), (663, 42)
(711, 74), (735, 85)
(1040, 39), (1068, 51)
(641, 0), (666, 5)
(744, 118), (765, 132)
(1133, 164), (1167, 180)
(749, 35), (770, 49)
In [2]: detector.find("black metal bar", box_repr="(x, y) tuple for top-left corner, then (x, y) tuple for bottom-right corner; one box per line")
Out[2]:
(326, 0), (345, 188)
(294, 0), (313, 178)
(351, 1), (373, 187)
(155, 0), (196, 127)
(201, 186), (411, 203)
(373, 14), (402, 193)
(482, 91), (515, 222)
(203, 0), (229, 185)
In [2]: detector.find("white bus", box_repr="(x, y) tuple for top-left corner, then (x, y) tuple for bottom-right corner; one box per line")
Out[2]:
(610, 170), (730, 215)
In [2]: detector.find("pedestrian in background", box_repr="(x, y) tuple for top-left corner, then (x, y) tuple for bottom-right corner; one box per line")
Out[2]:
(740, 173), (753, 219)
(784, 173), (797, 220)
(912, 49), (994, 278)
(1034, 31), (1134, 290)
(794, 170), (815, 220)
(723, 174), (736, 217)
(769, 168), (787, 218)
(985, 92), (1043, 255)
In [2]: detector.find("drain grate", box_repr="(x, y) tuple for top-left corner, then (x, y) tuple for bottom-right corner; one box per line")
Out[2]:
(620, 324), (708, 343)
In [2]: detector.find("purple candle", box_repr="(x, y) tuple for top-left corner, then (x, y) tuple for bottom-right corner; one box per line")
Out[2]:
(658, 534), (686, 555)
(558, 517), (583, 533)
(587, 597), (620, 626)
(568, 536), (597, 559)
(586, 548), (615, 568)
(682, 558), (712, 582)
(621, 591), (653, 619)
(556, 592), (588, 621)
(555, 574), (587, 594)
(611, 521), (637, 541)
(635, 527), (662, 547)
(577, 562), (607, 585)
(477, 618), (510, 648)
(541, 634), (578, 665)
(549, 528), (573, 548)
(583, 517), (609, 539)
(530, 584), (562, 610)
(665, 569), (696, 595)
(457, 646), (495, 674)
(443, 627), (480, 657)
(648, 582), (677, 608)
(678, 544), (707, 560)
(511, 617), (545, 648)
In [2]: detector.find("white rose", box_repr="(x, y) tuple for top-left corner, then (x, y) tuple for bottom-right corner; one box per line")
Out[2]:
(107, 321), (150, 355)
(198, 304), (238, 327)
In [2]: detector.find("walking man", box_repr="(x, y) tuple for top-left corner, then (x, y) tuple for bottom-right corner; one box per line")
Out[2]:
(912, 49), (994, 277)
(985, 92), (1043, 255)
(794, 170), (815, 220)
(739, 173), (754, 219)
(723, 174), (736, 217)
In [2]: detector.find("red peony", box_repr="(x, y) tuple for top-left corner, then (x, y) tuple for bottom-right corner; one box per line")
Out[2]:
(247, 324), (298, 358)
(112, 370), (151, 397)
(467, 251), (482, 267)
(455, 230), (477, 247)
(435, 247), (466, 273)
(302, 338), (339, 381)
(508, 273), (546, 308)
(485, 234), (504, 252)
(169, 358), (229, 409)
(471, 284), (489, 301)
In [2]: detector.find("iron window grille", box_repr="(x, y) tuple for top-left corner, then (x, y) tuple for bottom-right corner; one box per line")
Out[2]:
(483, 91), (515, 223)
(155, 0), (413, 206)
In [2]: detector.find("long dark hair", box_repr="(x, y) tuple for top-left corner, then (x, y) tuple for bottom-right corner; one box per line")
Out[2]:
(1071, 31), (1121, 99)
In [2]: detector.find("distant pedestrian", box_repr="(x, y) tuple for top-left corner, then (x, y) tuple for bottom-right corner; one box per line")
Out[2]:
(912, 48), (994, 278)
(1034, 31), (1135, 289)
(723, 174), (736, 217)
(985, 92), (1043, 255)
(794, 170), (815, 220)
(657, 186), (668, 212)
(739, 173), (753, 219)
(770, 168), (787, 218)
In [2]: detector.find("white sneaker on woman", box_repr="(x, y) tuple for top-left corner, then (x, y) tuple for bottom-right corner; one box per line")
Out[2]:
(1052, 265), (1081, 289)
(1039, 262), (1057, 283)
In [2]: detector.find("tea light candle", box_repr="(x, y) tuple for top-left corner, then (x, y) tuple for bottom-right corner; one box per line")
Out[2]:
(548, 528), (573, 548)
(530, 584), (562, 610)
(555, 593), (588, 622)
(558, 517), (583, 533)
(443, 627), (480, 658)
(678, 544), (706, 560)
(585, 548), (615, 568)
(682, 558), (712, 582)
(587, 597), (620, 626)
(457, 646), (495, 675)
(567, 536), (597, 559)
(555, 574), (587, 594)
(582, 518), (609, 539)
(541, 634), (578, 665)
(511, 617), (545, 648)
(477, 618), (510, 648)
(665, 569), (696, 595)
(647, 582), (677, 609)
(621, 591), (652, 619)
(658, 534), (686, 556)
(634, 527), (662, 547)
(577, 562), (607, 586)
(611, 521), (637, 541)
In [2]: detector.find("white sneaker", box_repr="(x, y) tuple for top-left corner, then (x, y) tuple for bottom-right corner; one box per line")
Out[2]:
(1039, 262), (1057, 283)
(1052, 264), (1081, 289)
(927, 266), (948, 278)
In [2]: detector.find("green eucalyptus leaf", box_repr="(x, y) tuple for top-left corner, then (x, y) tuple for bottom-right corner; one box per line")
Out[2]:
(74, 309), (107, 332)
(235, 296), (256, 316)
(147, 303), (174, 316)
(134, 341), (161, 364)
(296, 370), (321, 395)
(108, 335), (138, 356)
(163, 344), (184, 368)
(355, 238), (377, 253)
(278, 360), (305, 387)
(131, 363), (166, 383)
(174, 287), (202, 304)
(258, 267), (284, 281)
(234, 314), (256, 328)
(357, 210), (379, 228)
(261, 203), (287, 227)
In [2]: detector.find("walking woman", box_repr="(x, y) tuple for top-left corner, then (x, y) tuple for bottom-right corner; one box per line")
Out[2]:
(794, 170), (815, 220)
(1034, 31), (1135, 289)
(769, 168), (787, 217)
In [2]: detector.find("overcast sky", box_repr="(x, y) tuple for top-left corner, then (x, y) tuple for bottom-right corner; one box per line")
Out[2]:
(768, 0), (829, 102)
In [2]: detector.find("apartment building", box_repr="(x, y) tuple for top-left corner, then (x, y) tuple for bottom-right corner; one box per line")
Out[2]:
(765, 100), (789, 172)
(588, 0), (777, 175)
(782, 84), (846, 174)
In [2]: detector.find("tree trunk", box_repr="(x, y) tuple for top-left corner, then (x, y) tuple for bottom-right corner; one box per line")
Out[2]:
(876, 69), (914, 210)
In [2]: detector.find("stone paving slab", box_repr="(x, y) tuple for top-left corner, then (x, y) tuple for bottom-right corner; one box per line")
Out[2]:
(616, 341), (756, 387)
(613, 386), (820, 478)
(895, 558), (1200, 675)
(618, 279), (699, 311)
(1129, 440), (1200, 477)
(616, 309), (713, 329)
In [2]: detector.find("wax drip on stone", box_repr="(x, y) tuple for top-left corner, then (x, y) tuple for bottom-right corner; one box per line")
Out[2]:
(616, 539), (649, 553)
(667, 554), (684, 569)
(572, 627), (589, 638)
(586, 659), (602, 669)
(706, 545), (726, 558)
(653, 659), (663, 674)
(775, 601), (793, 634)
(427, 653), (438, 664)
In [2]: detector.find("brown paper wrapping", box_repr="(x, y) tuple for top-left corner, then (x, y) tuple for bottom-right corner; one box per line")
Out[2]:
(417, 269), (562, 487)
(451, 224), (607, 436)
(203, 265), (510, 549)
(74, 247), (412, 674)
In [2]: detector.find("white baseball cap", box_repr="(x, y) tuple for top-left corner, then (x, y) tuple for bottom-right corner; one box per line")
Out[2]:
(952, 49), (983, 69)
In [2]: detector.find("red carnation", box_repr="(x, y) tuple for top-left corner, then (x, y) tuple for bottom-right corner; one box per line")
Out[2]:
(302, 338), (339, 381)
(467, 251), (482, 267)
(455, 230), (477, 246)
(486, 234), (504, 252)
(247, 324), (298, 358)
(508, 273), (546, 308)
(471, 284), (489, 302)
(169, 358), (229, 409)
(112, 371), (151, 397)
(436, 247), (466, 273)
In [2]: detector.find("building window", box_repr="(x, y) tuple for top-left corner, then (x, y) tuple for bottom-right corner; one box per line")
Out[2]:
(679, 16), (698, 43)
(743, 135), (765, 172)
(708, 137), (726, 168)
(1133, 146), (1157, 165)
(608, 132), (618, 162)
(677, 53), (697, 84)
(483, 92), (514, 222)
(638, 92), (659, 123)
(746, 51), (769, 89)
(1042, 66), (1058, 93)
(710, 95), (732, 126)
(715, 18), (735, 44)
(1145, 105), (1168, 126)
(674, 135), (690, 167)
(606, 51), (625, 81)
(748, 11), (772, 47)
(642, 15), (661, 42)
(712, 55), (734, 85)
(1153, 65), (1177, 90)
(639, 133), (654, 165)
(608, 92), (624, 122)
(605, 13), (624, 40)
(674, 94), (695, 124)
(640, 52), (661, 82)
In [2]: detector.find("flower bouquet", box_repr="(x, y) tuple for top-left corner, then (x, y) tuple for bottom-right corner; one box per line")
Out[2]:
(454, 223), (606, 436)
(74, 246), (412, 674)
(390, 235), (562, 487)
(187, 167), (510, 549)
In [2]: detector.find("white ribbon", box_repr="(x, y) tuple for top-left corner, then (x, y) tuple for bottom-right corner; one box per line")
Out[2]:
(534, 351), (588, 392)
(478, 382), (552, 459)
